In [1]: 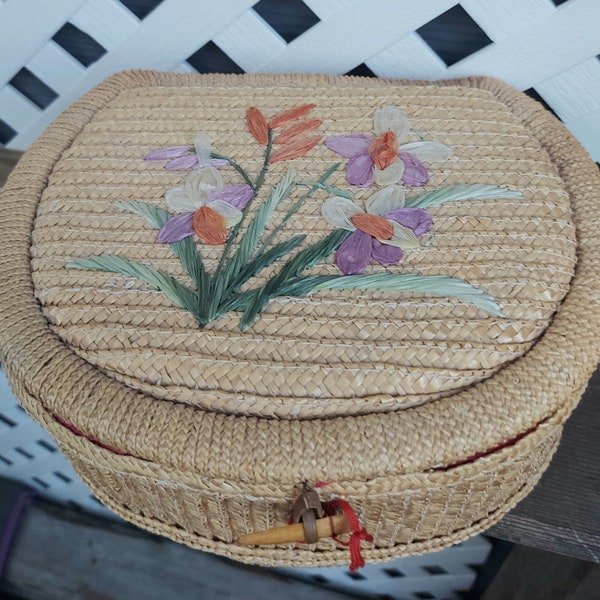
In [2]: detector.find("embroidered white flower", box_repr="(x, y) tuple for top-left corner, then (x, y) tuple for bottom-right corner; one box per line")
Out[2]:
(325, 107), (452, 187)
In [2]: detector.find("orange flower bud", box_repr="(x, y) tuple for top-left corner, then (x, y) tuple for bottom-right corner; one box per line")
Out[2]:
(268, 104), (316, 129)
(269, 136), (322, 163)
(273, 119), (322, 145)
(247, 107), (269, 146)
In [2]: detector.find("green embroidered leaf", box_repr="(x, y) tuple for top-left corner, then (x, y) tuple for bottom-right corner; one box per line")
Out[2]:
(239, 228), (351, 330)
(255, 162), (342, 256)
(405, 185), (522, 209)
(116, 200), (210, 303)
(296, 181), (352, 199)
(115, 200), (169, 229)
(306, 273), (504, 317)
(220, 169), (296, 291)
(67, 255), (197, 314)
(174, 236), (210, 300)
(225, 234), (306, 295)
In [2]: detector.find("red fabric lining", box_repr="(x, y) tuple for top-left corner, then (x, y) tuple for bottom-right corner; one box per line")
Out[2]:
(52, 413), (130, 456)
(433, 424), (539, 471)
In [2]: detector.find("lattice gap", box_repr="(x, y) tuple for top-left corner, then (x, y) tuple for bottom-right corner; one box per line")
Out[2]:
(187, 41), (244, 74)
(345, 63), (377, 78)
(417, 5), (493, 67)
(0, 120), (17, 146)
(118, 0), (165, 20)
(52, 22), (107, 67)
(9, 68), (58, 110)
(253, 0), (320, 43)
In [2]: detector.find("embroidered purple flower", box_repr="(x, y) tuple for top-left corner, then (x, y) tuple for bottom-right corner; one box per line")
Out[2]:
(158, 134), (252, 245)
(324, 107), (452, 187)
(144, 132), (230, 170)
(322, 185), (432, 275)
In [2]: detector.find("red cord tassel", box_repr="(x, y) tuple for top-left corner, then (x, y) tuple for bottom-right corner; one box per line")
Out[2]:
(323, 498), (373, 572)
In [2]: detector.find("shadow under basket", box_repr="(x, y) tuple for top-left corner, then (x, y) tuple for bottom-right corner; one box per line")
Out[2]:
(0, 71), (598, 568)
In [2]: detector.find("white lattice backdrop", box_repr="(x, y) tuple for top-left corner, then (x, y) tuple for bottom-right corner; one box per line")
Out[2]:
(0, 0), (599, 158)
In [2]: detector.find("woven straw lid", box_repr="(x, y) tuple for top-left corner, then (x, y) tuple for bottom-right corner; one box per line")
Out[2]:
(0, 71), (598, 566)
(29, 73), (574, 418)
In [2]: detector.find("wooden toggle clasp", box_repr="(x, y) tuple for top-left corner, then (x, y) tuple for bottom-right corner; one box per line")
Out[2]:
(291, 482), (324, 544)
(237, 483), (352, 546)
(237, 513), (350, 546)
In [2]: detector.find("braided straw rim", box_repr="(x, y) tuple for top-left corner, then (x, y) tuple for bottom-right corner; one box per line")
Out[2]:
(0, 71), (598, 490)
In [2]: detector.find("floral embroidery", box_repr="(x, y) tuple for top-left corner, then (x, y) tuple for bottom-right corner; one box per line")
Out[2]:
(158, 133), (253, 244)
(69, 102), (518, 330)
(322, 185), (432, 274)
(325, 107), (452, 187)
(144, 132), (230, 170)
(158, 170), (253, 245)
(247, 105), (322, 163)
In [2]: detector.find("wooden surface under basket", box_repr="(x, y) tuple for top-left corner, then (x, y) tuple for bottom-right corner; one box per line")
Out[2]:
(0, 72), (599, 567)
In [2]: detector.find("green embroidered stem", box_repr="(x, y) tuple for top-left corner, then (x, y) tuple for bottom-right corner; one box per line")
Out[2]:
(411, 128), (427, 141)
(211, 130), (274, 284)
(210, 152), (255, 191)
(253, 129), (273, 196)
(207, 170), (296, 320)
(294, 180), (352, 199)
(209, 234), (307, 319)
(255, 162), (342, 257)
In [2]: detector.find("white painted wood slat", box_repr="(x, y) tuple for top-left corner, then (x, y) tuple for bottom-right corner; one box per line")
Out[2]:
(460, 0), (555, 41)
(536, 58), (600, 122)
(212, 9), (287, 73)
(8, 0), (258, 149)
(70, 0), (140, 51)
(0, 0), (87, 88)
(262, 0), (460, 74)
(301, 0), (355, 22)
(366, 34), (448, 80)
(174, 62), (197, 74)
(0, 86), (40, 131)
(0, 0), (599, 161)
(563, 109), (600, 162)
(445, 0), (600, 89)
(26, 41), (86, 96)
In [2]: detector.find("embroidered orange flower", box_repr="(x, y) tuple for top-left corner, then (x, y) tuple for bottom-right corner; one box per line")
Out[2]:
(157, 134), (253, 245)
(273, 118), (321, 145)
(246, 104), (322, 162)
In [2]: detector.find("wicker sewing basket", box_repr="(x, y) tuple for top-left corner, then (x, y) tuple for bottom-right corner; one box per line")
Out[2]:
(1, 71), (599, 567)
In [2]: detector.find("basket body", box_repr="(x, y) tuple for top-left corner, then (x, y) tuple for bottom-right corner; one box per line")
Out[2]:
(0, 72), (599, 567)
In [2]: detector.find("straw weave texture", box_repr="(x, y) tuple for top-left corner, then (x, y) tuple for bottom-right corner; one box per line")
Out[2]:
(0, 71), (598, 566)
(30, 73), (575, 418)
